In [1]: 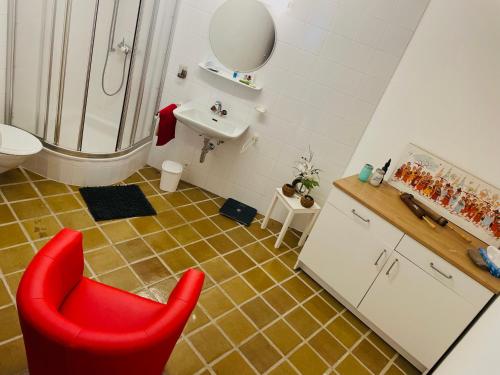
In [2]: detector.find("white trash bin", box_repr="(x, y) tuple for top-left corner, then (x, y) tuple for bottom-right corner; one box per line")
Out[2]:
(160, 160), (183, 192)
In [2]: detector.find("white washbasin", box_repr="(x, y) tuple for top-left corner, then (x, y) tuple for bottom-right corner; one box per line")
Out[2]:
(173, 104), (249, 141)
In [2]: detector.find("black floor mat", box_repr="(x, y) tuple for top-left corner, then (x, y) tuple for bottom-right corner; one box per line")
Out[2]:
(219, 198), (257, 226)
(79, 185), (156, 221)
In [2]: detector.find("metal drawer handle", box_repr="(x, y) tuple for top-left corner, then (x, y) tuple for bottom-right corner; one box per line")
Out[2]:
(374, 249), (387, 266)
(351, 209), (370, 223)
(430, 262), (453, 279)
(386, 259), (398, 276)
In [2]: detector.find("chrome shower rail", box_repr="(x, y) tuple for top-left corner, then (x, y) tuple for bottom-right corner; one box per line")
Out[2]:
(4, 0), (16, 125)
(78, 0), (101, 151)
(150, 0), (181, 138)
(54, 0), (73, 146)
(115, 0), (145, 151)
(43, 0), (58, 141)
(129, 0), (161, 146)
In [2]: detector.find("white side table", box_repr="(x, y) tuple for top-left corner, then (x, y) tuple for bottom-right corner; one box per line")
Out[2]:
(261, 188), (321, 249)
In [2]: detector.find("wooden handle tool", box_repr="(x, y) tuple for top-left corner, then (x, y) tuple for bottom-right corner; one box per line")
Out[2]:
(448, 224), (472, 243)
(400, 193), (436, 229)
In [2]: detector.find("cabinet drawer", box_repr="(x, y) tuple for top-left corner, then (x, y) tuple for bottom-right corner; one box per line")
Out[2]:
(396, 236), (492, 310)
(328, 187), (404, 250)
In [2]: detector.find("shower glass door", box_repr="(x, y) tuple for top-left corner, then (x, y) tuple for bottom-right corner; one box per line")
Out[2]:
(8, 0), (173, 155)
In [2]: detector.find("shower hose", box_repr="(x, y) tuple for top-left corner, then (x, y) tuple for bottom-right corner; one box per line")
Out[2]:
(101, 48), (129, 97)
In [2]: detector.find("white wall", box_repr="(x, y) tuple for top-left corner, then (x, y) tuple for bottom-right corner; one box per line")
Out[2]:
(345, 0), (500, 188)
(148, 0), (429, 219)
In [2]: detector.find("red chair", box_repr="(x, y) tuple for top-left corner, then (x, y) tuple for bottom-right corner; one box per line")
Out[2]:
(16, 228), (204, 375)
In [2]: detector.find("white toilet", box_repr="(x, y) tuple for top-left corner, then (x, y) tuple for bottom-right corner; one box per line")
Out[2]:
(0, 124), (43, 174)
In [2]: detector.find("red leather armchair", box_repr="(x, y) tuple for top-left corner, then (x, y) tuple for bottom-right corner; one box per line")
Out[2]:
(17, 228), (204, 375)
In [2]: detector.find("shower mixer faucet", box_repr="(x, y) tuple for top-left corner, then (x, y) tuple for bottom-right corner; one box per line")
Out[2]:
(117, 38), (131, 55)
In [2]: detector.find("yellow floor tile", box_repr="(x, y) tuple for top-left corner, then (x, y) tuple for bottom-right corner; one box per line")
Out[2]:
(143, 231), (178, 253)
(308, 330), (346, 366)
(206, 233), (238, 254)
(0, 205), (16, 225)
(10, 199), (51, 220)
(164, 340), (204, 375)
(189, 324), (232, 363)
(22, 216), (62, 241)
(199, 287), (235, 319)
(81, 227), (109, 251)
(101, 221), (137, 243)
(44, 194), (81, 213)
(57, 210), (95, 230)
(98, 267), (142, 292)
(336, 354), (371, 375)
(288, 344), (329, 375)
(220, 276), (256, 304)
(217, 309), (257, 345)
(262, 286), (296, 315)
(213, 351), (256, 375)
(0, 338), (27, 375)
(327, 316), (362, 348)
(0, 305), (22, 341)
(85, 246), (126, 275)
(353, 339), (389, 373)
(240, 334), (281, 373)
(34, 180), (70, 196)
(1, 183), (38, 202)
(115, 238), (154, 262)
(168, 224), (202, 245)
(264, 320), (302, 355)
(184, 240), (217, 263)
(0, 223), (28, 248)
(131, 258), (170, 284)
(201, 257), (236, 283)
(241, 297), (278, 328)
(285, 306), (320, 339)
(0, 169), (27, 185)
(0, 244), (35, 274)
(129, 216), (161, 235)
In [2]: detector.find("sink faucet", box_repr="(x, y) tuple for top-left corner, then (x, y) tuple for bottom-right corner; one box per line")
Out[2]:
(211, 101), (227, 117)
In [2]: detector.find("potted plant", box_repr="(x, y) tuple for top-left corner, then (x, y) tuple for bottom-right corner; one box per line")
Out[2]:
(292, 148), (320, 207)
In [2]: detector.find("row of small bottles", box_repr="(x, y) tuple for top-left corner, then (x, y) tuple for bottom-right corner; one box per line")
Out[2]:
(359, 159), (391, 186)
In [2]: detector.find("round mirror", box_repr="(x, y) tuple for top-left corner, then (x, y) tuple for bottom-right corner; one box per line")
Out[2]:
(209, 0), (276, 72)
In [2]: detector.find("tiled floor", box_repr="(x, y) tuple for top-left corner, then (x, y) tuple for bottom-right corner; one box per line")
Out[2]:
(0, 167), (421, 375)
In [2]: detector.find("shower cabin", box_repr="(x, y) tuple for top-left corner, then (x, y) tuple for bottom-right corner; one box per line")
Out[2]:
(3, 0), (177, 185)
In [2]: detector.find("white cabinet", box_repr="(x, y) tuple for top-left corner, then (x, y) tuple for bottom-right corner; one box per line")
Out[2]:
(298, 198), (403, 307)
(297, 186), (493, 371)
(358, 252), (477, 368)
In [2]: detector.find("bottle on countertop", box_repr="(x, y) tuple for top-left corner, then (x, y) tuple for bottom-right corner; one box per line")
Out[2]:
(370, 168), (385, 186)
(378, 159), (391, 185)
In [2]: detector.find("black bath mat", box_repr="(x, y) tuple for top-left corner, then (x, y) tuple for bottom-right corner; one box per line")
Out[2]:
(219, 198), (257, 226)
(79, 185), (156, 221)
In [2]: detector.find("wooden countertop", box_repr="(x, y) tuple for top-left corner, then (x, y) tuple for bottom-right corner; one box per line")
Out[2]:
(334, 176), (500, 294)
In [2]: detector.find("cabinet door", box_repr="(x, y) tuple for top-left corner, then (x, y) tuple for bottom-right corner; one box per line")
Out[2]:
(358, 253), (477, 369)
(298, 202), (395, 307)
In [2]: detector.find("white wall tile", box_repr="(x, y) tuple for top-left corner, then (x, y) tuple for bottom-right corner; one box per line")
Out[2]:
(146, 0), (429, 223)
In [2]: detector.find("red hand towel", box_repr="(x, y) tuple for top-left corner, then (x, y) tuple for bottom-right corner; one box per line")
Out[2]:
(156, 104), (178, 146)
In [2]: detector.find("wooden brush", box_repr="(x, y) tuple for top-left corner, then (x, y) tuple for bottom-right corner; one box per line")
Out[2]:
(400, 193), (436, 229)
(401, 193), (472, 243)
